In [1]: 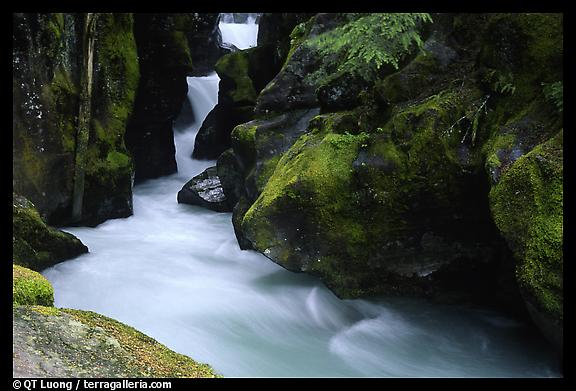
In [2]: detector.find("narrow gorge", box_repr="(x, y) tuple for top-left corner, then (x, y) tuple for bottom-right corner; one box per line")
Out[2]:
(13, 12), (563, 378)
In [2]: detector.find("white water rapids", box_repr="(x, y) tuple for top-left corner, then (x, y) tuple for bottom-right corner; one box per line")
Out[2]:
(42, 15), (560, 378)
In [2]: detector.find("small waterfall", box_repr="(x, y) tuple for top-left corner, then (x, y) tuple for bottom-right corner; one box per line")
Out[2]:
(175, 74), (220, 178)
(218, 13), (260, 50)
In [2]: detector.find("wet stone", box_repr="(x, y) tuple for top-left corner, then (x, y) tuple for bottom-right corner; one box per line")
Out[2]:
(177, 166), (231, 212)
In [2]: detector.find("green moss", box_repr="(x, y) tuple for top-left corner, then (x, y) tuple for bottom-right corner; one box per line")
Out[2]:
(283, 17), (315, 68)
(483, 132), (516, 171)
(231, 122), (258, 168)
(243, 130), (368, 271)
(215, 51), (258, 105)
(12, 193), (87, 270)
(42, 66), (78, 153)
(375, 50), (439, 104)
(29, 305), (61, 316)
(13, 265), (54, 307)
(62, 309), (220, 378)
(256, 154), (281, 191)
(106, 151), (131, 171)
(170, 30), (193, 67)
(490, 130), (563, 320)
(479, 13), (562, 123)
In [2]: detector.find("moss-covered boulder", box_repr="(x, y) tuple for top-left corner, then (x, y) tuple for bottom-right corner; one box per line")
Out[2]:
(489, 131), (563, 351)
(13, 306), (219, 378)
(82, 13), (140, 226)
(221, 109), (320, 246)
(13, 265), (54, 307)
(241, 85), (502, 299)
(13, 194), (88, 271)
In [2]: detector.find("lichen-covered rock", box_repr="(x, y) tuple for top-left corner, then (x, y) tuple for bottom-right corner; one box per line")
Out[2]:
(177, 166), (230, 212)
(489, 131), (563, 351)
(13, 193), (88, 271)
(13, 13), (139, 227)
(13, 306), (219, 378)
(13, 265), (54, 307)
(126, 13), (222, 182)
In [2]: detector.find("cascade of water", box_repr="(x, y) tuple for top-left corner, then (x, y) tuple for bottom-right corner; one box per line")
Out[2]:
(174, 73), (220, 178)
(218, 13), (259, 50)
(41, 14), (560, 378)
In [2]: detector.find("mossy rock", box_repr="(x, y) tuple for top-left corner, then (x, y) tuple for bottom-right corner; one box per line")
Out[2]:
(489, 130), (563, 348)
(13, 194), (88, 271)
(13, 265), (54, 307)
(215, 49), (258, 105)
(13, 306), (220, 378)
(242, 86), (500, 298)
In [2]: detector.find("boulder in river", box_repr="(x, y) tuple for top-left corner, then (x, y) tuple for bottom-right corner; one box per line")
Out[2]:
(177, 166), (231, 212)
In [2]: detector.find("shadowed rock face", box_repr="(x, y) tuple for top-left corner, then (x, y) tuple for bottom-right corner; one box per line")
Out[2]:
(177, 166), (230, 212)
(12, 13), (139, 227)
(125, 13), (225, 183)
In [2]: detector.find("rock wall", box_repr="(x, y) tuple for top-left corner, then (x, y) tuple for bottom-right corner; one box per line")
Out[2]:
(125, 13), (224, 182)
(13, 13), (139, 227)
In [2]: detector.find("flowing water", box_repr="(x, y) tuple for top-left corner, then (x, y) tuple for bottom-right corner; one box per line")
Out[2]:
(42, 15), (560, 378)
(218, 13), (259, 50)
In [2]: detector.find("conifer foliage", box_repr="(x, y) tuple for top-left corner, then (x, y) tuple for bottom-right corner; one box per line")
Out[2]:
(307, 13), (432, 83)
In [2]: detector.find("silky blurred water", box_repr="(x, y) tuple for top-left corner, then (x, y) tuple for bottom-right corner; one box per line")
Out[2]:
(42, 15), (560, 378)
(218, 13), (259, 49)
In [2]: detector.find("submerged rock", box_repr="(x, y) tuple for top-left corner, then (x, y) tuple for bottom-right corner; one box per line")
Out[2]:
(177, 167), (230, 212)
(13, 306), (219, 378)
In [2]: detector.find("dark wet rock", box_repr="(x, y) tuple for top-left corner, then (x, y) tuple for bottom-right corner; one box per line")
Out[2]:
(126, 13), (223, 183)
(216, 149), (245, 208)
(12, 13), (138, 226)
(193, 45), (279, 160)
(257, 13), (315, 69)
(177, 167), (230, 212)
